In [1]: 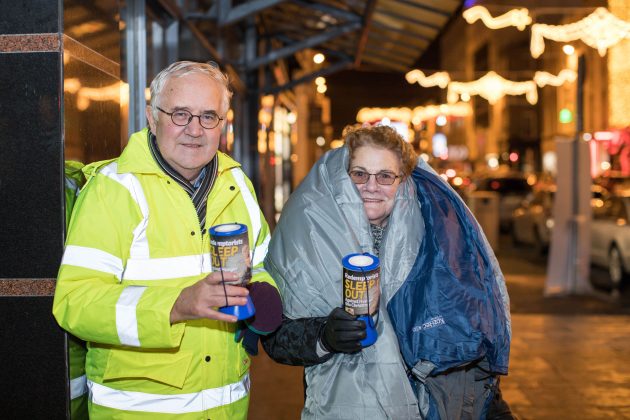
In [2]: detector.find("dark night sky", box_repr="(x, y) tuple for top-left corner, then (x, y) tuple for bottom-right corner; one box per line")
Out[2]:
(326, 69), (440, 138)
(325, 18), (449, 138)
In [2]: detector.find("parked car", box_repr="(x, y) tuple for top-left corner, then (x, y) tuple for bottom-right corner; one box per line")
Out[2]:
(511, 187), (555, 254)
(472, 173), (533, 232)
(591, 193), (630, 292)
(511, 184), (610, 255)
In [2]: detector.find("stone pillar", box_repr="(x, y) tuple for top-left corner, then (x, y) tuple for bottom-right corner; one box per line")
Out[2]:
(0, 1), (122, 417)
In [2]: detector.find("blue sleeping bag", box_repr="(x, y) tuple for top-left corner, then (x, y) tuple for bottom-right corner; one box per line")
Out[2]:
(387, 167), (510, 376)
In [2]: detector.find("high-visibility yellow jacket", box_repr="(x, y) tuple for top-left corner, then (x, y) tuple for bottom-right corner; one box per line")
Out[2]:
(64, 160), (89, 420)
(53, 128), (276, 419)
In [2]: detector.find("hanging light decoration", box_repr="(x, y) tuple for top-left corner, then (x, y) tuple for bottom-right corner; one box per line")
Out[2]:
(531, 7), (630, 58)
(356, 103), (472, 125)
(405, 69), (451, 88)
(533, 69), (578, 87)
(356, 107), (413, 124)
(404, 69), (575, 104)
(412, 103), (472, 123)
(447, 71), (538, 105)
(463, 5), (532, 31)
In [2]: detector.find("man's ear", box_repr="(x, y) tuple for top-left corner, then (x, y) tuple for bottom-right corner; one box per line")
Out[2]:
(146, 105), (156, 133)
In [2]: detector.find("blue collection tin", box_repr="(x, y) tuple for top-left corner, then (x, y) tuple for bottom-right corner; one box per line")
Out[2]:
(341, 253), (380, 347)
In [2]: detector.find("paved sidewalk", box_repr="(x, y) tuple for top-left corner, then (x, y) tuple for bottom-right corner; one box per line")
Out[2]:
(502, 312), (630, 419)
(496, 225), (630, 419)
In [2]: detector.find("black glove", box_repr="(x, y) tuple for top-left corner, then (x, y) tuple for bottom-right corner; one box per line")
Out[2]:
(320, 307), (366, 354)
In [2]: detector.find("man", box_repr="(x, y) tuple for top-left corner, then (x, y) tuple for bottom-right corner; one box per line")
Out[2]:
(53, 61), (282, 419)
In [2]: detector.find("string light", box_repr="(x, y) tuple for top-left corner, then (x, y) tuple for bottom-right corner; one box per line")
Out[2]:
(413, 103), (472, 122)
(313, 53), (325, 64)
(405, 69), (451, 88)
(356, 103), (472, 124)
(533, 69), (577, 87)
(404, 69), (575, 105)
(261, 95), (274, 108)
(462, 5), (630, 59)
(463, 5), (532, 31)
(447, 71), (538, 105)
(531, 7), (630, 58)
(356, 107), (412, 124)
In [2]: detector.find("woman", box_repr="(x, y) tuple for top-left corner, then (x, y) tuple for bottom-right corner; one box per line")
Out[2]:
(262, 125), (512, 419)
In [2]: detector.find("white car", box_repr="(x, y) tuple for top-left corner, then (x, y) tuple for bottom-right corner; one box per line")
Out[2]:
(591, 194), (630, 292)
(511, 189), (554, 254)
(512, 185), (610, 255)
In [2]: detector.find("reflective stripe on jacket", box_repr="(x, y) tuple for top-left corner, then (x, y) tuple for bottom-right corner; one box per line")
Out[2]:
(53, 128), (276, 419)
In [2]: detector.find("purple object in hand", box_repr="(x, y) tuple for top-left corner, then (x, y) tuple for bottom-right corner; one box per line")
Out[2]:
(245, 282), (283, 334)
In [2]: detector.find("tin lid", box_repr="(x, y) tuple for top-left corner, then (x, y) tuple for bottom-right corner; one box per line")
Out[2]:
(342, 253), (380, 271)
(209, 223), (248, 236)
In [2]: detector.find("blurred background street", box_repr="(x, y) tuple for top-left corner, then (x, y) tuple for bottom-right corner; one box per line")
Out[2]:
(249, 232), (630, 419)
(495, 235), (630, 419)
(4, 0), (630, 417)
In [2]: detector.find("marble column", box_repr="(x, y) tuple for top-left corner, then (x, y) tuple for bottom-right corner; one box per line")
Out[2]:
(0, 1), (122, 417)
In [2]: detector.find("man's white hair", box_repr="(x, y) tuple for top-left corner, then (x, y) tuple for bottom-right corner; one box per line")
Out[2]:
(149, 60), (232, 122)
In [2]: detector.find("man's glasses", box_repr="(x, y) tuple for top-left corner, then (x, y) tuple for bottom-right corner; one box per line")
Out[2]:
(157, 107), (223, 129)
(348, 170), (401, 185)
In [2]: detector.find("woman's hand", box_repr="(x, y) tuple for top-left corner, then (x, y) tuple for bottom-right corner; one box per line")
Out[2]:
(320, 307), (367, 353)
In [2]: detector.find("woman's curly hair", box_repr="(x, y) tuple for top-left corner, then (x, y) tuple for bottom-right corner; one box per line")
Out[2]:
(343, 124), (418, 177)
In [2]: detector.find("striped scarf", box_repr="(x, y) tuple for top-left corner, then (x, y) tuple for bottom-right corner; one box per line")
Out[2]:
(148, 132), (218, 228)
(370, 223), (385, 257)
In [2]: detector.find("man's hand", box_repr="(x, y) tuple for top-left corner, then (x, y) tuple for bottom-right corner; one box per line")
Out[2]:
(170, 272), (249, 324)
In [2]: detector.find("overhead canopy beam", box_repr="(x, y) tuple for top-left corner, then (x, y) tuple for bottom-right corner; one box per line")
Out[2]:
(155, 0), (245, 92)
(389, 0), (456, 18)
(185, 0), (285, 26)
(291, 0), (361, 23)
(218, 0), (287, 27)
(354, 0), (377, 67)
(245, 21), (361, 70)
(377, 8), (443, 30)
(261, 57), (354, 95)
(372, 20), (433, 43)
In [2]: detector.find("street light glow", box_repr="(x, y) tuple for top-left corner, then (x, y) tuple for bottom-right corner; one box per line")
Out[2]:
(562, 44), (575, 55)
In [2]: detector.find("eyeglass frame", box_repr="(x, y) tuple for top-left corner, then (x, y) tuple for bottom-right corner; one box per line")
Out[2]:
(348, 169), (402, 185)
(156, 106), (224, 129)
